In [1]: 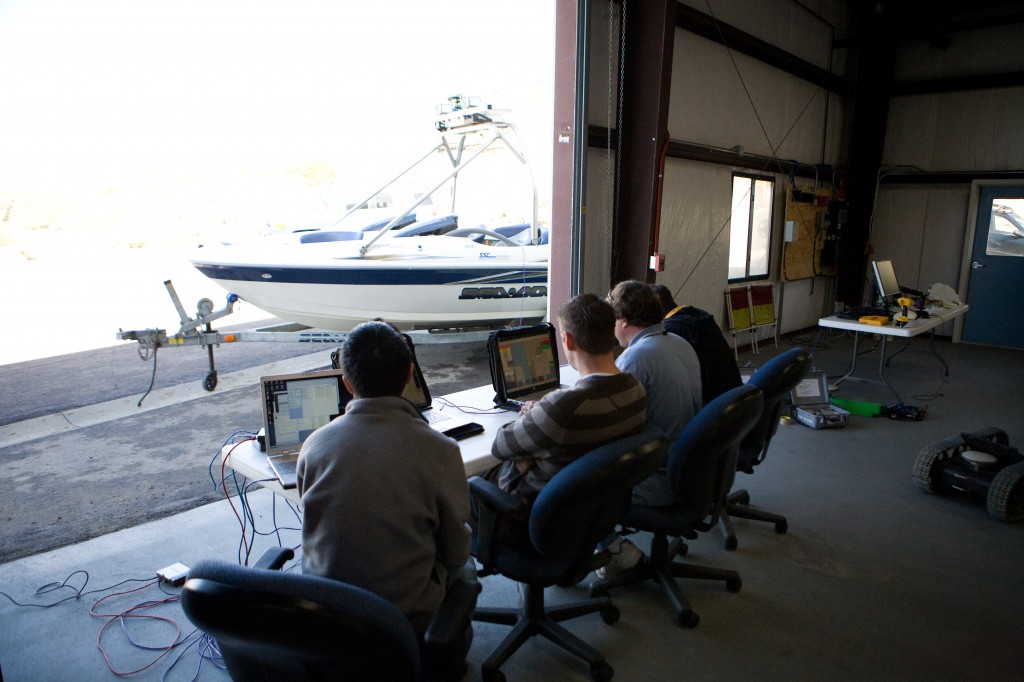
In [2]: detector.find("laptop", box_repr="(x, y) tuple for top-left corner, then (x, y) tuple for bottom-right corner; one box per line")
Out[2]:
(871, 259), (924, 304)
(260, 368), (349, 489)
(402, 336), (484, 440)
(329, 336), (484, 440)
(487, 323), (562, 410)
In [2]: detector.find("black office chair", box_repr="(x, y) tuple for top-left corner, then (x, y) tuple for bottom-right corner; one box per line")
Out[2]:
(589, 384), (764, 628)
(718, 347), (813, 550)
(181, 547), (480, 681)
(469, 427), (667, 682)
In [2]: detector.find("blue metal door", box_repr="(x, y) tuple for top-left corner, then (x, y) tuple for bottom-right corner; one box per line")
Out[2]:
(961, 184), (1024, 348)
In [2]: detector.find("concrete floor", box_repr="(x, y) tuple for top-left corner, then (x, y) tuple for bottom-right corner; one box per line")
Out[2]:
(1, 324), (491, 563)
(2, 330), (1023, 681)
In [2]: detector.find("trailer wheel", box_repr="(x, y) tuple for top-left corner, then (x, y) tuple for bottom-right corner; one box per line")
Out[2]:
(203, 371), (218, 392)
(987, 462), (1024, 523)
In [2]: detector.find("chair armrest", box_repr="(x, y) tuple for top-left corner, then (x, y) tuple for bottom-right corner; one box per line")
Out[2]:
(468, 476), (522, 515)
(423, 572), (482, 647)
(253, 547), (295, 571)
(468, 476), (525, 570)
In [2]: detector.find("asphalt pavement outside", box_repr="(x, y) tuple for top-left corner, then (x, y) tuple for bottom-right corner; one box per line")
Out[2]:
(0, 319), (493, 563)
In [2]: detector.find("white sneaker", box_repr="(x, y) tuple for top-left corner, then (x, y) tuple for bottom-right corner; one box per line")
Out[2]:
(596, 537), (644, 578)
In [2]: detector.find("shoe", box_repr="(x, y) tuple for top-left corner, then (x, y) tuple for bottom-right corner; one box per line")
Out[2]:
(596, 537), (644, 578)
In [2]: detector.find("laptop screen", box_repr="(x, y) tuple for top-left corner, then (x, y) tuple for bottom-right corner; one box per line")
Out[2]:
(871, 259), (901, 301)
(791, 374), (828, 407)
(261, 369), (350, 455)
(403, 354), (432, 409)
(491, 324), (560, 399)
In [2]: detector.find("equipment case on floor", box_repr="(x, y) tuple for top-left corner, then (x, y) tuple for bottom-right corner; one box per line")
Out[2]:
(791, 373), (849, 429)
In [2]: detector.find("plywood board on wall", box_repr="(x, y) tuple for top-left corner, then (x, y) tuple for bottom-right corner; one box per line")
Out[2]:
(781, 185), (835, 281)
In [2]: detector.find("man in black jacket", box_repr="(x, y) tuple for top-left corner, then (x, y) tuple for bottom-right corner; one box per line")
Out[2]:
(651, 284), (742, 405)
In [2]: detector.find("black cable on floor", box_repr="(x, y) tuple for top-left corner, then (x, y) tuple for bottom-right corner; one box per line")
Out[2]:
(137, 346), (159, 407)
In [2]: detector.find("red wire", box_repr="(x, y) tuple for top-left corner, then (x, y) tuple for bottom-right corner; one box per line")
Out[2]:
(90, 580), (183, 676)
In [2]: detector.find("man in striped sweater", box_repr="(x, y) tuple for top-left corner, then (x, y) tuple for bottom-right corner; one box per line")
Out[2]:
(479, 293), (647, 549)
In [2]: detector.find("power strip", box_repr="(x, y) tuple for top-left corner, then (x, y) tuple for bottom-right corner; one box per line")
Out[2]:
(156, 562), (190, 587)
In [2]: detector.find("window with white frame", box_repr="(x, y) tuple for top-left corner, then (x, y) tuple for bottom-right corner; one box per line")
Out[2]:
(728, 174), (774, 281)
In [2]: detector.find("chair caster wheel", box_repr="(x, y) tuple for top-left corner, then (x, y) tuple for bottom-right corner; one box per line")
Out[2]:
(590, 661), (614, 681)
(600, 605), (620, 625)
(482, 666), (506, 682)
(775, 519), (788, 534)
(727, 575), (742, 592)
(677, 610), (700, 628)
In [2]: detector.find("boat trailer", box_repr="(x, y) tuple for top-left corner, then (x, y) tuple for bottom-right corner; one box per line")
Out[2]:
(117, 280), (492, 401)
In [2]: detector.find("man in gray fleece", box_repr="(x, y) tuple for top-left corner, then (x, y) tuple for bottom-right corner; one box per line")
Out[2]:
(297, 320), (471, 635)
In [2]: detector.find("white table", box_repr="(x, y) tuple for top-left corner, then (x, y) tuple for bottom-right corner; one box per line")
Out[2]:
(219, 366), (581, 504)
(817, 305), (969, 401)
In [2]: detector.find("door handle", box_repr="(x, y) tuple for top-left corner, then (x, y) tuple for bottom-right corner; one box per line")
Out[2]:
(971, 261), (985, 269)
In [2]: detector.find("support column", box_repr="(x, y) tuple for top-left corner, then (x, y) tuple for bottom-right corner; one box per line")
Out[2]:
(611, 0), (675, 285)
(836, 5), (897, 306)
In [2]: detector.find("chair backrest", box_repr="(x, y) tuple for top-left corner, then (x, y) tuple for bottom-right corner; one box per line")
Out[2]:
(665, 384), (764, 527)
(529, 426), (667, 565)
(181, 560), (421, 681)
(738, 348), (813, 470)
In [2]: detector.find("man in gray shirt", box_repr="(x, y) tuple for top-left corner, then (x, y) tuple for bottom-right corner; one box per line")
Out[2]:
(602, 280), (702, 574)
(297, 320), (471, 635)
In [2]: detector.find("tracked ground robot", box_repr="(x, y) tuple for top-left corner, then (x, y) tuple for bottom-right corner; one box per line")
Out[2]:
(913, 427), (1024, 522)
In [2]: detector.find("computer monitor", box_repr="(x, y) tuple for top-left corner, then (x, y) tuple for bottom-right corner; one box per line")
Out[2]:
(487, 323), (561, 407)
(260, 369), (349, 456)
(871, 259), (901, 304)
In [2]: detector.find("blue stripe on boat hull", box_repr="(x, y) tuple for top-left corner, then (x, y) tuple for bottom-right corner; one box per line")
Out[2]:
(193, 263), (548, 286)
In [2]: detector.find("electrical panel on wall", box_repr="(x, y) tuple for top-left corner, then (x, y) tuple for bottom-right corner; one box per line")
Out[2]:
(819, 199), (847, 268)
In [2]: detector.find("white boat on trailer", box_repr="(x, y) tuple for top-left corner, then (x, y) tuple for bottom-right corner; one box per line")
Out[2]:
(189, 97), (550, 332)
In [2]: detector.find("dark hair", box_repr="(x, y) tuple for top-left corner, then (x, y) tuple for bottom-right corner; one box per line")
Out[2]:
(650, 283), (677, 315)
(607, 280), (664, 328)
(340, 320), (412, 398)
(557, 293), (617, 354)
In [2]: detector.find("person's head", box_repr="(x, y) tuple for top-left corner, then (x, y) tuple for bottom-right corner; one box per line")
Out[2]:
(650, 283), (677, 316)
(607, 280), (664, 329)
(339, 320), (412, 398)
(557, 293), (617, 356)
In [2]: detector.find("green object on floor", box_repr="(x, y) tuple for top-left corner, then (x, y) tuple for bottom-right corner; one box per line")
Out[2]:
(830, 396), (883, 417)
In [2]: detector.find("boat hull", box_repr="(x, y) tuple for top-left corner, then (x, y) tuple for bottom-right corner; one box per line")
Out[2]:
(190, 237), (549, 331)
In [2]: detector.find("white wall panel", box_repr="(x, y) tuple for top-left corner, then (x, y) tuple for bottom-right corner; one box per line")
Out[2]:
(885, 88), (1024, 171)
(655, 158), (733, 319)
(870, 185), (970, 294)
(669, 31), (830, 162)
(778, 277), (830, 334)
(678, 0), (841, 69)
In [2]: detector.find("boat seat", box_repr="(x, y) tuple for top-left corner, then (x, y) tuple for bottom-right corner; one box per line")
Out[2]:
(299, 231), (364, 244)
(359, 214), (418, 232)
(393, 214), (459, 238)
